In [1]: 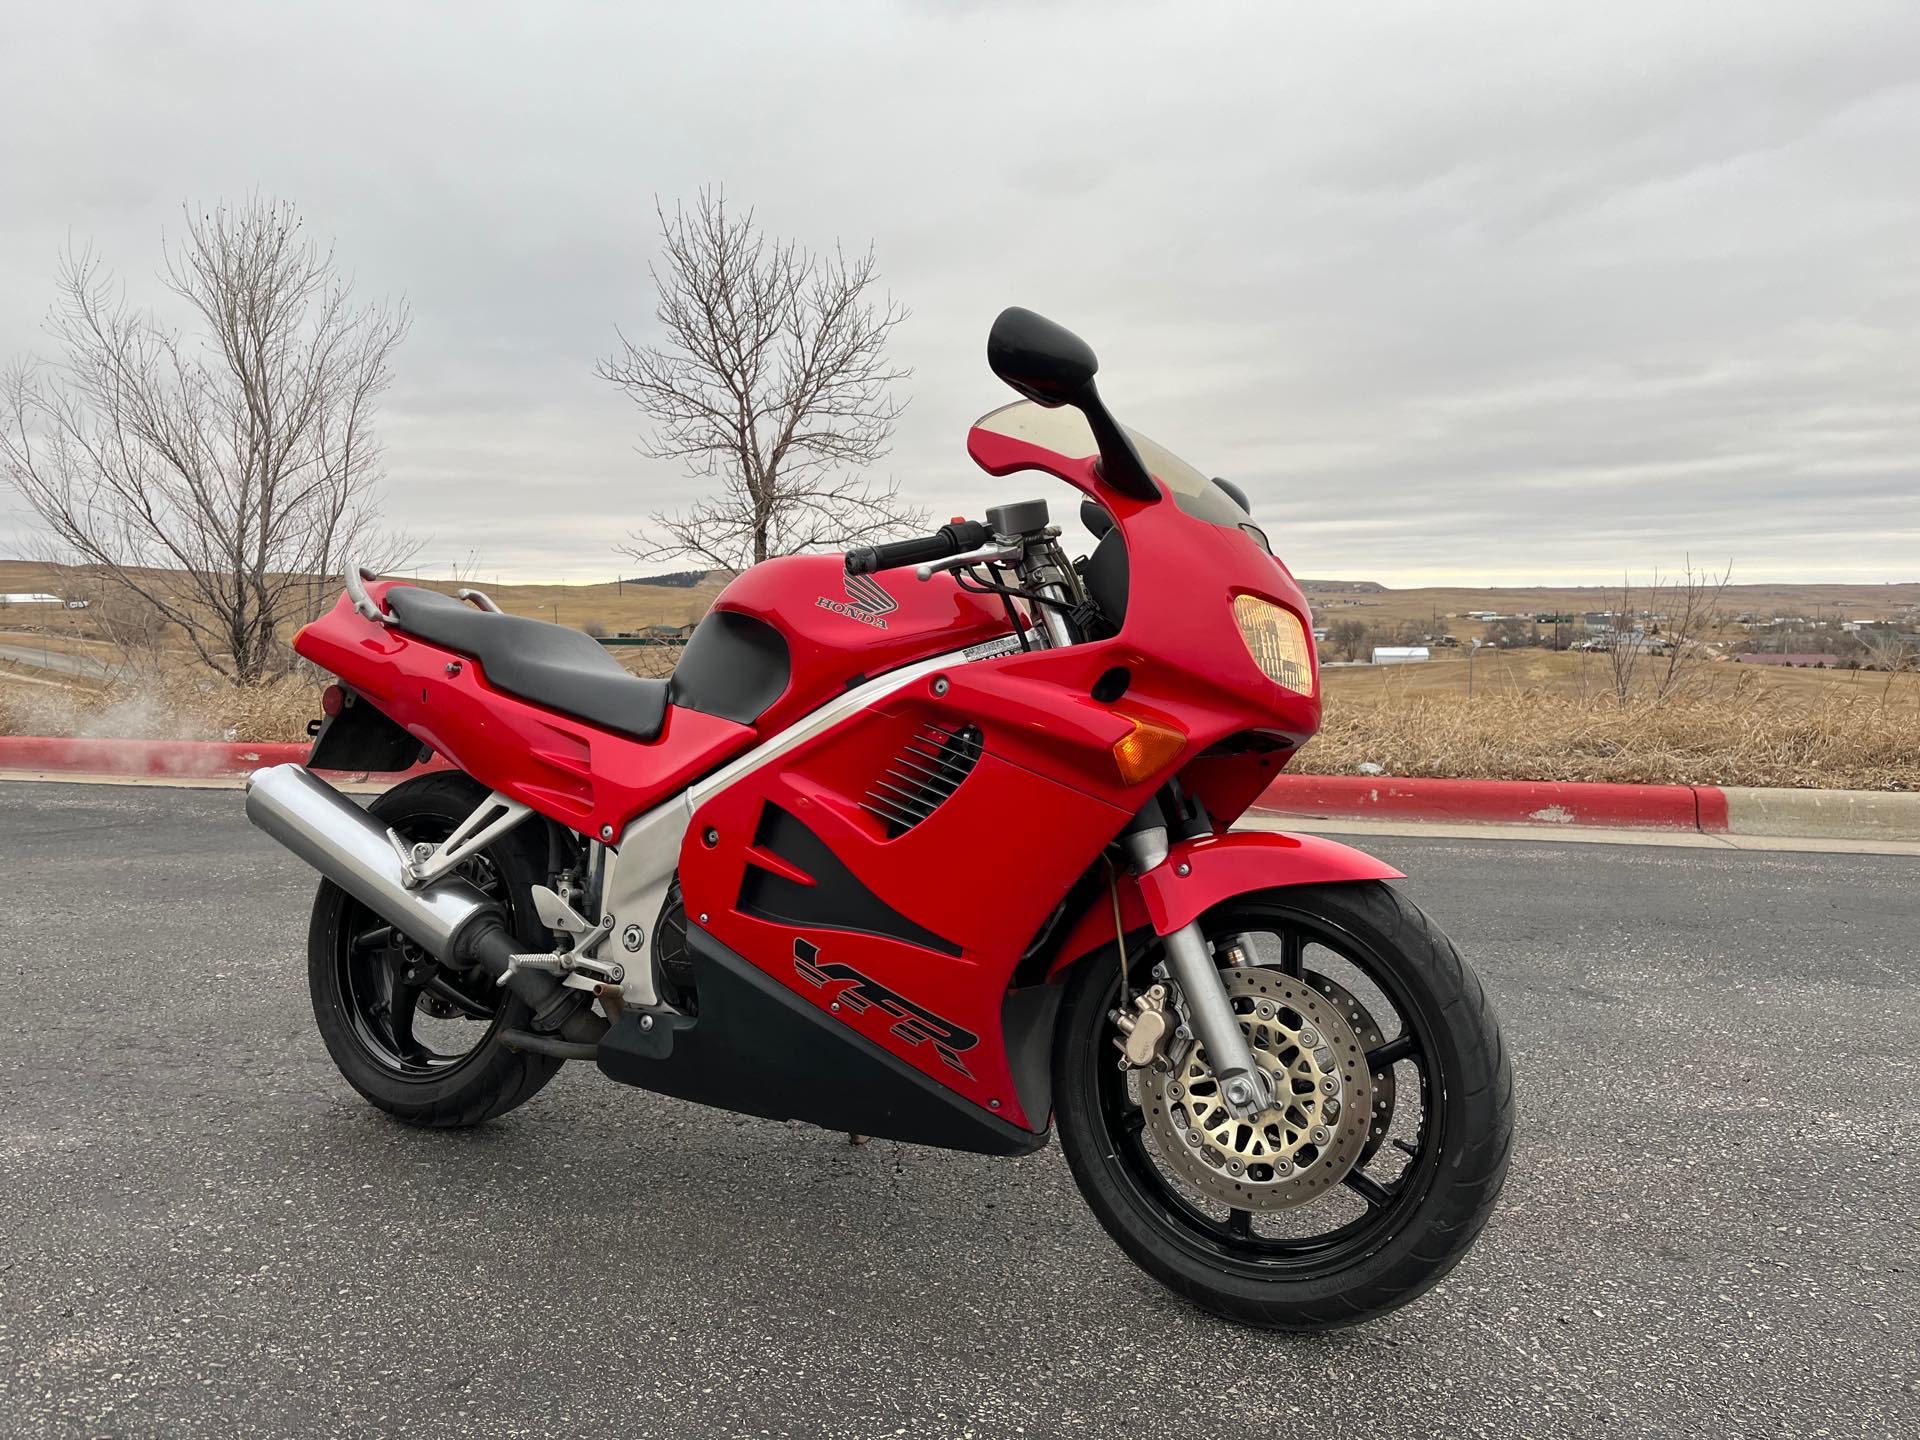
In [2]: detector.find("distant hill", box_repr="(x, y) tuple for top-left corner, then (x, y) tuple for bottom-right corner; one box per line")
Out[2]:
(621, 569), (711, 589)
(1298, 579), (1389, 594)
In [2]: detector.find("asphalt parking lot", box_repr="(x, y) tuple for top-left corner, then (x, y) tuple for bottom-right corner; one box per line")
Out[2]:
(1, 781), (1914, 1439)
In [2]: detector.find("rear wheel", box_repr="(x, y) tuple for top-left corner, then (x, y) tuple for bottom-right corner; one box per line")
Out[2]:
(307, 773), (563, 1127)
(1053, 880), (1512, 1329)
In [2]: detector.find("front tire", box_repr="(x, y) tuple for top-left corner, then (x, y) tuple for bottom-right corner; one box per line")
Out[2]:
(307, 772), (563, 1128)
(1053, 880), (1513, 1330)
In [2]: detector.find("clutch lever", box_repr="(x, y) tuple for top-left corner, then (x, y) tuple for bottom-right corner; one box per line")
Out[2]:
(915, 541), (1022, 582)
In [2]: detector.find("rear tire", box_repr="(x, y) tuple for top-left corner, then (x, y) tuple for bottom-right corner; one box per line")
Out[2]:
(1053, 880), (1512, 1330)
(307, 772), (563, 1128)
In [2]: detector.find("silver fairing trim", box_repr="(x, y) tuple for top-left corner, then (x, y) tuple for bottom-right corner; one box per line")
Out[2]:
(596, 649), (978, 1007)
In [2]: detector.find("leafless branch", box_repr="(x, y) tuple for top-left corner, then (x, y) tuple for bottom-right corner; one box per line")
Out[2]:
(599, 188), (925, 570)
(1603, 558), (1733, 705)
(0, 196), (414, 683)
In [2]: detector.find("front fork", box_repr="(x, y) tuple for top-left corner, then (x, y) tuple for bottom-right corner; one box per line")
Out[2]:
(1117, 823), (1276, 1122)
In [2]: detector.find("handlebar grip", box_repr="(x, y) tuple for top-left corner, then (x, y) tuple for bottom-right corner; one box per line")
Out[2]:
(846, 521), (988, 575)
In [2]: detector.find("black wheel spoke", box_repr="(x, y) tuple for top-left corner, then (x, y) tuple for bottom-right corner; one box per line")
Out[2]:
(351, 924), (394, 953)
(331, 809), (516, 1081)
(1228, 1208), (1254, 1239)
(1344, 1169), (1393, 1209)
(386, 977), (429, 1060)
(1279, 930), (1305, 978)
(421, 973), (497, 1021)
(1367, 1032), (1418, 1069)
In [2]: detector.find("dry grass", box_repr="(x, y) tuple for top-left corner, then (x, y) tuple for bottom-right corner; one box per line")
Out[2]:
(0, 670), (322, 744)
(613, 646), (680, 679)
(0, 648), (685, 745)
(1301, 672), (1920, 790)
(5, 613), (1917, 791)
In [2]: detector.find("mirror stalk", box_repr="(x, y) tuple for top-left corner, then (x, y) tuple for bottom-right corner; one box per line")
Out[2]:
(1076, 381), (1158, 502)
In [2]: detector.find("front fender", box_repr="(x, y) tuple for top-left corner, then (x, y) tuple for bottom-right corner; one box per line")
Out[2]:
(1043, 829), (1402, 981)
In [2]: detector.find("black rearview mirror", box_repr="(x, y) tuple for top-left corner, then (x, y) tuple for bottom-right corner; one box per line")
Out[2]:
(987, 307), (1098, 406)
(985, 306), (1160, 502)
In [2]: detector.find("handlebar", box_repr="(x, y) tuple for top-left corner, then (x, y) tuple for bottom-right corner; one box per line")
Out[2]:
(845, 520), (989, 576)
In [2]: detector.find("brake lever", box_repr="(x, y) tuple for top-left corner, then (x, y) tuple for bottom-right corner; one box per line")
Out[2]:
(915, 542), (1022, 582)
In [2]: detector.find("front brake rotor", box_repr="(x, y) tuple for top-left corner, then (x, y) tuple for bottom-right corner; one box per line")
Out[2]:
(1303, 971), (1397, 1165)
(1136, 967), (1374, 1211)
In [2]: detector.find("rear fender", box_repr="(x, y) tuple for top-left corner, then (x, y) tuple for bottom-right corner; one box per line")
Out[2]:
(1043, 829), (1402, 982)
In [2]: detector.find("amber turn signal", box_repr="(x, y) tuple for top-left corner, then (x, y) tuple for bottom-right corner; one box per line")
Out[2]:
(1112, 714), (1186, 785)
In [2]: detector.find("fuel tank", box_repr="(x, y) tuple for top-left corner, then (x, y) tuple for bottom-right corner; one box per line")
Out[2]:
(705, 554), (1014, 736)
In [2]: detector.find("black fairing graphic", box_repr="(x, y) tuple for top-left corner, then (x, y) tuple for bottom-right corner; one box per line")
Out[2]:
(738, 803), (961, 956)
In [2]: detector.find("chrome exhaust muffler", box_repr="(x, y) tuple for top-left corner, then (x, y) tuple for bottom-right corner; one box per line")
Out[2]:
(244, 763), (608, 1048)
(244, 763), (495, 961)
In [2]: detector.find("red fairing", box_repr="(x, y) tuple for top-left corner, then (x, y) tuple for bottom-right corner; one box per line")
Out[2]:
(1044, 829), (1405, 982)
(666, 425), (1331, 1122)
(965, 424), (1320, 817)
(704, 554), (1013, 736)
(294, 585), (755, 837)
(678, 686), (1132, 1127)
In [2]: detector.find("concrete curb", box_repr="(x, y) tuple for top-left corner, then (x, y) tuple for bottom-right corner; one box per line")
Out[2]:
(1252, 774), (1732, 833)
(1720, 785), (1920, 841)
(3, 736), (1917, 843)
(1255, 776), (1920, 842)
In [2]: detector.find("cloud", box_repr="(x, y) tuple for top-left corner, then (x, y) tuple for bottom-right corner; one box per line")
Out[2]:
(2, 0), (1916, 585)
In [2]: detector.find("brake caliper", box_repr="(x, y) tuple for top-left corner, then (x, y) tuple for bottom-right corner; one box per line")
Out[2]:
(1110, 983), (1174, 1071)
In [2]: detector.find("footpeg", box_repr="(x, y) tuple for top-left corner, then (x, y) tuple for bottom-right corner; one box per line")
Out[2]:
(507, 884), (622, 986)
(502, 951), (626, 985)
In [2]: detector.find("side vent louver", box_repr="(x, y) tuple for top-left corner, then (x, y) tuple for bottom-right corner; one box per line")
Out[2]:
(861, 722), (983, 836)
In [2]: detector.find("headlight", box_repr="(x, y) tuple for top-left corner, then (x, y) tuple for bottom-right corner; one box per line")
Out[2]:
(1233, 596), (1314, 696)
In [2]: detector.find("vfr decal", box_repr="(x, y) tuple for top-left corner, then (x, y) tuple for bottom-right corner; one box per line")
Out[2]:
(815, 572), (897, 629)
(793, 938), (977, 1078)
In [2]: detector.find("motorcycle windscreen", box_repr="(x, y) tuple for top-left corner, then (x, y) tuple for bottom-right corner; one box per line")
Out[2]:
(970, 400), (1247, 527)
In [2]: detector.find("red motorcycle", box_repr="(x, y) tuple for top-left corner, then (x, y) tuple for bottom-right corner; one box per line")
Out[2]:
(248, 308), (1511, 1328)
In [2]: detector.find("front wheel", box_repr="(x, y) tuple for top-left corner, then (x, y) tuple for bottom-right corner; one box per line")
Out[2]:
(1053, 880), (1512, 1330)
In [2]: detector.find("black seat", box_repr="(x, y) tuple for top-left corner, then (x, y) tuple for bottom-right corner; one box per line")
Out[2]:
(384, 586), (670, 742)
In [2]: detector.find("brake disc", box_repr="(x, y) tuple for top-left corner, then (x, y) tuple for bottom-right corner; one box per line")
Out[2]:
(1303, 971), (1397, 1166)
(1137, 966), (1374, 1211)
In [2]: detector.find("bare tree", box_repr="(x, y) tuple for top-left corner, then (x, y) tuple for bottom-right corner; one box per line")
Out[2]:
(1603, 558), (1731, 704)
(600, 189), (925, 571)
(1860, 628), (1913, 674)
(0, 197), (411, 684)
(1326, 618), (1369, 662)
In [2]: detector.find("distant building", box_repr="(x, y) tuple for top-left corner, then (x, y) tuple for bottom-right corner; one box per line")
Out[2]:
(1733, 653), (1842, 667)
(0, 593), (63, 605)
(1371, 646), (1431, 665)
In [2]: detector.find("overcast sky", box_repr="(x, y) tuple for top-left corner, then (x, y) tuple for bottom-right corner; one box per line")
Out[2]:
(3, 1), (1916, 585)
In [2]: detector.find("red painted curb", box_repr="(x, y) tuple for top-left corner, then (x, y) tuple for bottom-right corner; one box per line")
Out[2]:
(0, 737), (1747, 835)
(0, 735), (445, 782)
(1254, 774), (1722, 832)
(1693, 786), (1731, 834)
